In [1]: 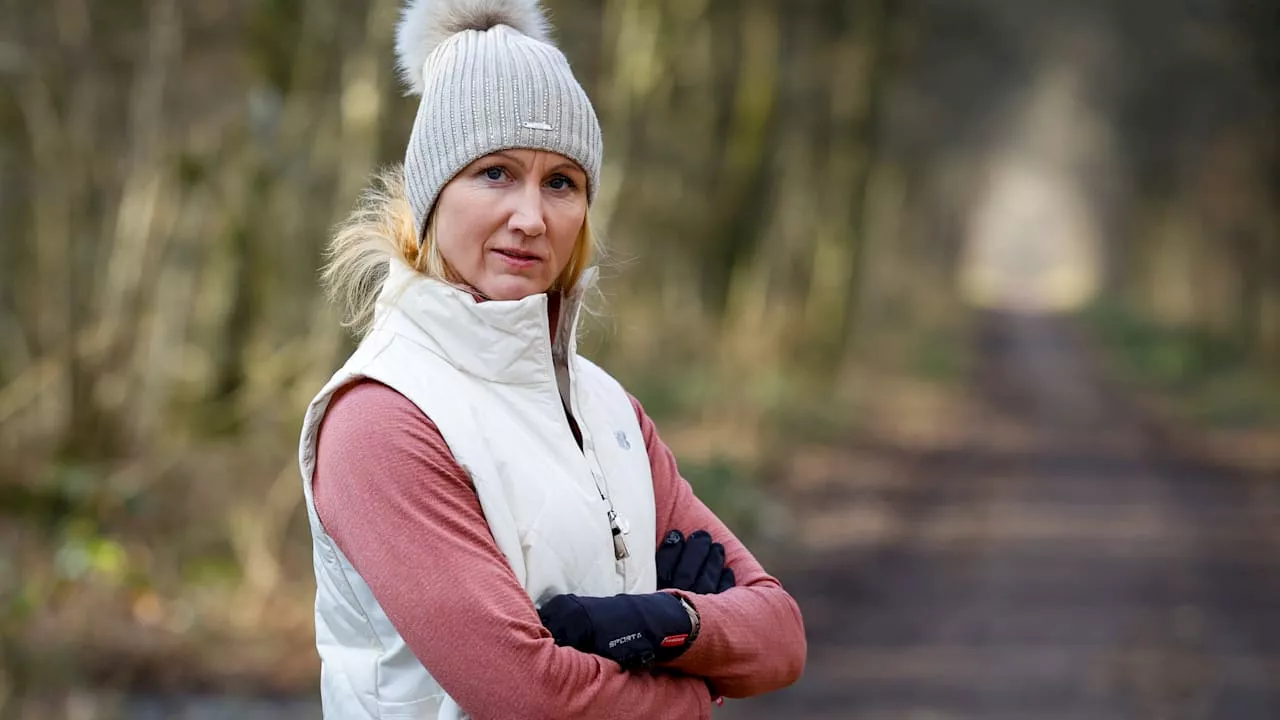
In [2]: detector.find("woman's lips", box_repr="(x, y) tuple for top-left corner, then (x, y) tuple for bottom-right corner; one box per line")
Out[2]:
(492, 248), (541, 268)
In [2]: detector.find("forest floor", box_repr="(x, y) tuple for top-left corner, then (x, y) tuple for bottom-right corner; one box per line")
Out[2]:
(719, 310), (1280, 720)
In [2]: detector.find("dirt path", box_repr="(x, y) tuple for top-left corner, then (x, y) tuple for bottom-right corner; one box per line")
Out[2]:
(720, 311), (1280, 720)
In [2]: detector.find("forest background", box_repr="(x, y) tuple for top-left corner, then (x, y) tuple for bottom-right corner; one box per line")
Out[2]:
(0, 0), (1277, 715)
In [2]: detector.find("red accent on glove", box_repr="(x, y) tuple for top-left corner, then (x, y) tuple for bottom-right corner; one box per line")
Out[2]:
(661, 634), (689, 648)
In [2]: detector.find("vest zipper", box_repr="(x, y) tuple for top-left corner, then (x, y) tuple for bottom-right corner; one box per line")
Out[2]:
(576, 414), (629, 563)
(608, 509), (630, 560)
(565, 398), (630, 565)
(560, 398), (626, 560)
(553, 305), (629, 574)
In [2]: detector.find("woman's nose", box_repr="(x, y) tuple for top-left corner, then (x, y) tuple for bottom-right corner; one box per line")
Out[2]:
(508, 182), (547, 237)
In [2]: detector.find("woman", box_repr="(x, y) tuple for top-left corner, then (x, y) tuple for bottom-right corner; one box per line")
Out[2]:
(297, 1), (807, 717)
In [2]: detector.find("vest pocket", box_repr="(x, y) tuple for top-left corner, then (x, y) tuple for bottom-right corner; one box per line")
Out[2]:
(376, 693), (446, 719)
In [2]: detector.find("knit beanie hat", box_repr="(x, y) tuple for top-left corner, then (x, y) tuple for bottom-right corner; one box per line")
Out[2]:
(394, 0), (604, 242)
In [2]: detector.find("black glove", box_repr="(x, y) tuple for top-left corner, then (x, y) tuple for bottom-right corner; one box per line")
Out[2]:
(656, 529), (736, 594)
(538, 592), (693, 669)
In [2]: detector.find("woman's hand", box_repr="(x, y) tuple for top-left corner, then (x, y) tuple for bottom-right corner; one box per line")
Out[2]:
(656, 529), (736, 594)
(537, 529), (736, 670)
(537, 592), (695, 669)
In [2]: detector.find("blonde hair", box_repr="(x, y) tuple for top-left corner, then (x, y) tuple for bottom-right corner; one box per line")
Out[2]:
(321, 165), (600, 338)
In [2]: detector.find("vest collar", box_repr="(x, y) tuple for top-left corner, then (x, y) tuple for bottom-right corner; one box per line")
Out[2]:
(374, 259), (595, 384)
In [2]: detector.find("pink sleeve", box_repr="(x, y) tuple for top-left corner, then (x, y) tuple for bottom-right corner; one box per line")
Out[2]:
(313, 380), (710, 720)
(632, 394), (807, 699)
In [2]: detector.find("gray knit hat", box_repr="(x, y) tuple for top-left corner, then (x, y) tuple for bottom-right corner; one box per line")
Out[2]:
(394, 0), (603, 242)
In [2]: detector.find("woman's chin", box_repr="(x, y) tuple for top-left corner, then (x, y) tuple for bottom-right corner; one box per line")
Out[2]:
(477, 276), (551, 302)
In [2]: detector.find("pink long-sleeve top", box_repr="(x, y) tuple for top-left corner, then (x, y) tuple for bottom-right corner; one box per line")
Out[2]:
(312, 379), (806, 719)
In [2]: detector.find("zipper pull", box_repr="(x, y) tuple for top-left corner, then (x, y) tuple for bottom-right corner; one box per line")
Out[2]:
(609, 510), (630, 560)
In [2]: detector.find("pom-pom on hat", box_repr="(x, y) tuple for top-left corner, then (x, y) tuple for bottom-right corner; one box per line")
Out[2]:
(394, 0), (603, 243)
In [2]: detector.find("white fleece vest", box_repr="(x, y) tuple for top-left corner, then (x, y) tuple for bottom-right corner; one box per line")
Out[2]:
(297, 263), (658, 719)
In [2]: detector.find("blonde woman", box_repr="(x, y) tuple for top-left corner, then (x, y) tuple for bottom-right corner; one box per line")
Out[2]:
(297, 1), (806, 717)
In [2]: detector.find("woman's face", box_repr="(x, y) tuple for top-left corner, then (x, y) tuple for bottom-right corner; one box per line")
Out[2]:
(433, 149), (588, 301)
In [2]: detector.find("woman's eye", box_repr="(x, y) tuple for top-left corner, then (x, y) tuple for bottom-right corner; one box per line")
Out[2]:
(482, 166), (506, 181)
(547, 175), (577, 191)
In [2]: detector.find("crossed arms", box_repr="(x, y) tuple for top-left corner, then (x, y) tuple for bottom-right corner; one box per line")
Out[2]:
(313, 381), (806, 719)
